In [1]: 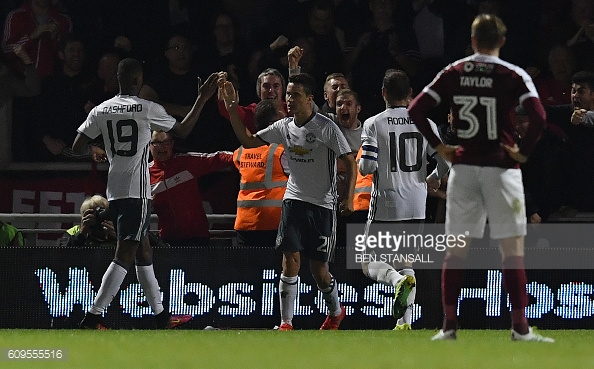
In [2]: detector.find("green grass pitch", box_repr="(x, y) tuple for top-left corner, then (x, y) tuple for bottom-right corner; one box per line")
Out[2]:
(1, 329), (592, 368)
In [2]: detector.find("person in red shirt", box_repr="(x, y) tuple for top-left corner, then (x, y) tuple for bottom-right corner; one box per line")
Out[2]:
(217, 68), (288, 133)
(149, 130), (235, 246)
(2, 0), (72, 79)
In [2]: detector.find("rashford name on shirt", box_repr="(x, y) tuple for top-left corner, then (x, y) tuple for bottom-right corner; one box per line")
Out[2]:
(102, 104), (143, 114)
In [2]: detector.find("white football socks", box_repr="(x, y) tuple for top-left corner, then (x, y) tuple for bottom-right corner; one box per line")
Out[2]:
(396, 268), (416, 325)
(135, 264), (164, 315)
(319, 274), (342, 316)
(89, 262), (127, 315)
(365, 262), (404, 286)
(279, 274), (298, 325)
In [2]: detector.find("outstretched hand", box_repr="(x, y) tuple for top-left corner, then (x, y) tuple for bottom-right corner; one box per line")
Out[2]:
(501, 142), (527, 163)
(339, 199), (354, 217)
(199, 72), (223, 100)
(220, 80), (238, 110)
(90, 145), (107, 163)
(426, 174), (440, 192)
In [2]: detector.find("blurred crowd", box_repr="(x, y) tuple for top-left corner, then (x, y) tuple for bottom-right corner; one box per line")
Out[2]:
(1, 0), (594, 223)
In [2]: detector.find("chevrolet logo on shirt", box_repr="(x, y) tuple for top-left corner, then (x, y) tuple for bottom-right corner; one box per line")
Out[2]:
(289, 145), (311, 156)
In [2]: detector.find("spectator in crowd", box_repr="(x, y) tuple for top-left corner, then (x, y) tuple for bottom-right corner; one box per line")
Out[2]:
(300, 0), (347, 98)
(332, 88), (366, 280)
(514, 105), (568, 223)
(35, 33), (94, 161)
(149, 130), (234, 246)
(408, 14), (552, 342)
(1, 0), (72, 79)
(333, 89), (363, 203)
(196, 12), (252, 103)
(545, 70), (594, 212)
(218, 67), (288, 134)
(85, 49), (122, 113)
(140, 33), (237, 152)
(565, 0), (594, 72)
(233, 99), (289, 247)
(73, 58), (220, 330)
(359, 69), (449, 330)
(220, 73), (356, 331)
(332, 0), (368, 49)
(0, 220), (23, 246)
(140, 34), (199, 122)
(62, 194), (116, 247)
(347, 0), (420, 120)
(0, 44), (40, 167)
(320, 73), (350, 117)
(535, 45), (575, 106)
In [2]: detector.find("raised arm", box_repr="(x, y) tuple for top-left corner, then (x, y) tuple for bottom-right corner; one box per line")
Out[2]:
(220, 80), (267, 148)
(169, 72), (220, 139)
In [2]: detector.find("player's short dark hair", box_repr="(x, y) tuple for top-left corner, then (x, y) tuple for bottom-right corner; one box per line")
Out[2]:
(254, 100), (280, 131)
(289, 73), (316, 97)
(256, 68), (286, 97)
(382, 69), (410, 102)
(471, 14), (507, 50)
(118, 58), (143, 86)
(572, 71), (594, 90)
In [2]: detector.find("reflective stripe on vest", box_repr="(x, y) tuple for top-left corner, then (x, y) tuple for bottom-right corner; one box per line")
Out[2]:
(237, 199), (283, 208)
(354, 186), (372, 194)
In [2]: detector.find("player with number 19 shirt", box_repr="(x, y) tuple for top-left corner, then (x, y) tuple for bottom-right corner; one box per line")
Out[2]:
(360, 107), (446, 221)
(410, 54), (544, 168)
(77, 96), (176, 201)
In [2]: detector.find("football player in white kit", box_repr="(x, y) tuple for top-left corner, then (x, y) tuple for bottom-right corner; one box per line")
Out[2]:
(73, 58), (221, 329)
(221, 73), (357, 331)
(359, 69), (449, 329)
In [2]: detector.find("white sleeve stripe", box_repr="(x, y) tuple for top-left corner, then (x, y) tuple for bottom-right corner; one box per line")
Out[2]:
(423, 87), (441, 105)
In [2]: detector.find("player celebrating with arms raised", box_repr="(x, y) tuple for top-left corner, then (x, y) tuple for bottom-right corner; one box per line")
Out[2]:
(73, 58), (220, 329)
(408, 14), (553, 342)
(220, 73), (356, 331)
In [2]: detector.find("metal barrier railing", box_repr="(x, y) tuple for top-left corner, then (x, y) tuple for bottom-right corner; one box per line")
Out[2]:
(0, 213), (237, 244)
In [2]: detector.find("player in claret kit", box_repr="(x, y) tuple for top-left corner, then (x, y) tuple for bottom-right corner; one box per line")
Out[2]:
(408, 14), (554, 342)
(73, 58), (221, 329)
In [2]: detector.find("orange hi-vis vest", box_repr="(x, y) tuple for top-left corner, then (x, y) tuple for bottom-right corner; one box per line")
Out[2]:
(354, 147), (372, 212)
(233, 144), (288, 231)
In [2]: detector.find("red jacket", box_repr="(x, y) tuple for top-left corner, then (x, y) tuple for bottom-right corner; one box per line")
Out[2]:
(217, 99), (288, 133)
(2, 1), (72, 78)
(149, 152), (233, 242)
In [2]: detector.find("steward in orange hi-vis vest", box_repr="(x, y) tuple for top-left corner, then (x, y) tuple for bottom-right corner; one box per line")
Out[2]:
(233, 143), (288, 231)
(354, 147), (372, 212)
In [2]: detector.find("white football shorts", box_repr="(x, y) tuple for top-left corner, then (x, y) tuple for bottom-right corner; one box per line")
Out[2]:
(446, 164), (526, 239)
